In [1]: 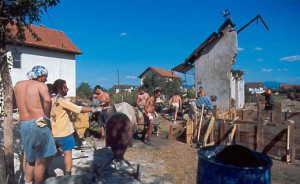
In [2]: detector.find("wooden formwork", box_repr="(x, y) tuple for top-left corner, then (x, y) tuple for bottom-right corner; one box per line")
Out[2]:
(167, 101), (300, 163)
(211, 118), (298, 163)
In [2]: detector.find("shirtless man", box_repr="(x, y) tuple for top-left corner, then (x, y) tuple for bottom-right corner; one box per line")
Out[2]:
(93, 85), (111, 139)
(169, 92), (182, 124)
(14, 65), (57, 184)
(136, 86), (149, 123)
(141, 89), (161, 146)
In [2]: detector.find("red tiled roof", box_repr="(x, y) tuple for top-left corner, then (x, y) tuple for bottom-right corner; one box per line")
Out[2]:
(9, 24), (82, 54)
(280, 84), (300, 89)
(138, 66), (181, 78)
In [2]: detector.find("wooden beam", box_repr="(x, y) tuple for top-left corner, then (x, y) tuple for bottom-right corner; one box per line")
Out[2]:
(202, 116), (215, 147)
(167, 124), (174, 139)
(227, 124), (237, 145)
(286, 120), (295, 163)
(186, 118), (193, 143)
(272, 101), (282, 124)
(196, 104), (204, 143)
(256, 117), (264, 152)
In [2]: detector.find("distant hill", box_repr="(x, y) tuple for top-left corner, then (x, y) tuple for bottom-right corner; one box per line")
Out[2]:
(264, 81), (284, 89)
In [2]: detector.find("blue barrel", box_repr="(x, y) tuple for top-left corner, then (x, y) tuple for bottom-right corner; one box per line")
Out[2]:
(197, 145), (272, 184)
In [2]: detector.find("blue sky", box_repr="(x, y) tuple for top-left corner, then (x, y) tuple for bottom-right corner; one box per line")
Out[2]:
(39, 0), (300, 89)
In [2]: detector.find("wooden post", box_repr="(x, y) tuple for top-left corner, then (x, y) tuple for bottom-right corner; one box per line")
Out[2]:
(213, 105), (217, 118)
(167, 124), (174, 139)
(255, 92), (260, 119)
(196, 105), (204, 143)
(186, 118), (193, 143)
(219, 120), (226, 144)
(256, 117), (264, 152)
(272, 101), (282, 124)
(242, 109), (248, 121)
(286, 120), (295, 163)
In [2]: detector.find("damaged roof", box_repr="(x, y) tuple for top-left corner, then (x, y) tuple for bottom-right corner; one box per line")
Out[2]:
(172, 18), (235, 73)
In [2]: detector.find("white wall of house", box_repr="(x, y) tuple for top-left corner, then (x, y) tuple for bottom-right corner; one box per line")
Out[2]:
(8, 45), (77, 96)
(195, 26), (239, 110)
(236, 79), (245, 109)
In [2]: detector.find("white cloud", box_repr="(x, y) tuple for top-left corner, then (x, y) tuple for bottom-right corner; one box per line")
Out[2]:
(120, 32), (127, 36)
(254, 47), (263, 51)
(256, 58), (263, 62)
(126, 75), (136, 79)
(237, 47), (244, 51)
(280, 55), (300, 62)
(262, 68), (273, 72)
(277, 68), (288, 72)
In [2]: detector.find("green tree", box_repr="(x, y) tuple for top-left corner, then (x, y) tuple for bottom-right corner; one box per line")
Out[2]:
(76, 82), (93, 99)
(142, 74), (183, 99)
(0, 1), (60, 183)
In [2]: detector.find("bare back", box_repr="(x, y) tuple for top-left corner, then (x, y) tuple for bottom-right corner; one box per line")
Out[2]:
(170, 95), (181, 104)
(14, 80), (51, 121)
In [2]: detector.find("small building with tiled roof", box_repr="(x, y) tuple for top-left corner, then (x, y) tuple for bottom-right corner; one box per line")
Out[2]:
(245, 82), (264, 88)
(8, 24), (81, 96)
(280, 84), (300, 90)
(138, 66), (181, 85)
(138, 66), (181, 79)
(112, 84), (134, 93)
(245, 82), (265, 94)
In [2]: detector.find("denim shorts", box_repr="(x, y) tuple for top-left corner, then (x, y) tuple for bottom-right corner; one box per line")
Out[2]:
(54, 134), (76, 151)
(20, 119), (57, 163)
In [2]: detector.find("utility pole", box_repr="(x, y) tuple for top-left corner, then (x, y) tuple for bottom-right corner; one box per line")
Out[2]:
(117, 69), (123, 102)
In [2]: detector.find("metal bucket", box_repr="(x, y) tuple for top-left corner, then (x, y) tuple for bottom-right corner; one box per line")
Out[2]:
(197, 145), (272, 184)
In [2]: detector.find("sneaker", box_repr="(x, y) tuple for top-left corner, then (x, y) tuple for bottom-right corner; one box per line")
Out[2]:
(173, 121), (177, 125)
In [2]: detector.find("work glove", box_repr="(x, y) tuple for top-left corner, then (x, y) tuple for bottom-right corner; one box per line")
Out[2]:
(34, 115), (50, 128)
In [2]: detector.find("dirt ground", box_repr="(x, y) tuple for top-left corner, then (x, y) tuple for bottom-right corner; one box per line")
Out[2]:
(5, 112), (300, 184)
(124, 117), (300, 184)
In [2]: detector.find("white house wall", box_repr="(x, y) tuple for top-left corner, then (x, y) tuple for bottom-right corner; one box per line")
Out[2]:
(195, 27), (238, 110)
(8, 45), (77, 96)
(236, 79), (245, 109)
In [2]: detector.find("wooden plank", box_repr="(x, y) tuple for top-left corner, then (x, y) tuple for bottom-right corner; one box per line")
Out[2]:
(238, 124), (256, 132)
(227, 124), (237, 145)
(167, 124), (173, 139)
(219, 120), (226, 144)
(256, 117), (264, 152)
(202, 116), (215, 146)
(186, 118), (192, 143)
(287, 120), (295, 163)
(264, 126), (288, 135)
(196, 104), (204, 143)
(272, 101), (282, 124)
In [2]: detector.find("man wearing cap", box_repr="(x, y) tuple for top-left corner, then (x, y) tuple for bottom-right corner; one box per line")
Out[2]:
(14, 65), (57, 184)
(93, 85), (112, 139)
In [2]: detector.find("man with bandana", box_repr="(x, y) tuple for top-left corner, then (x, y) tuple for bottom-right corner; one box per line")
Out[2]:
(14, 65), (57, 184)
